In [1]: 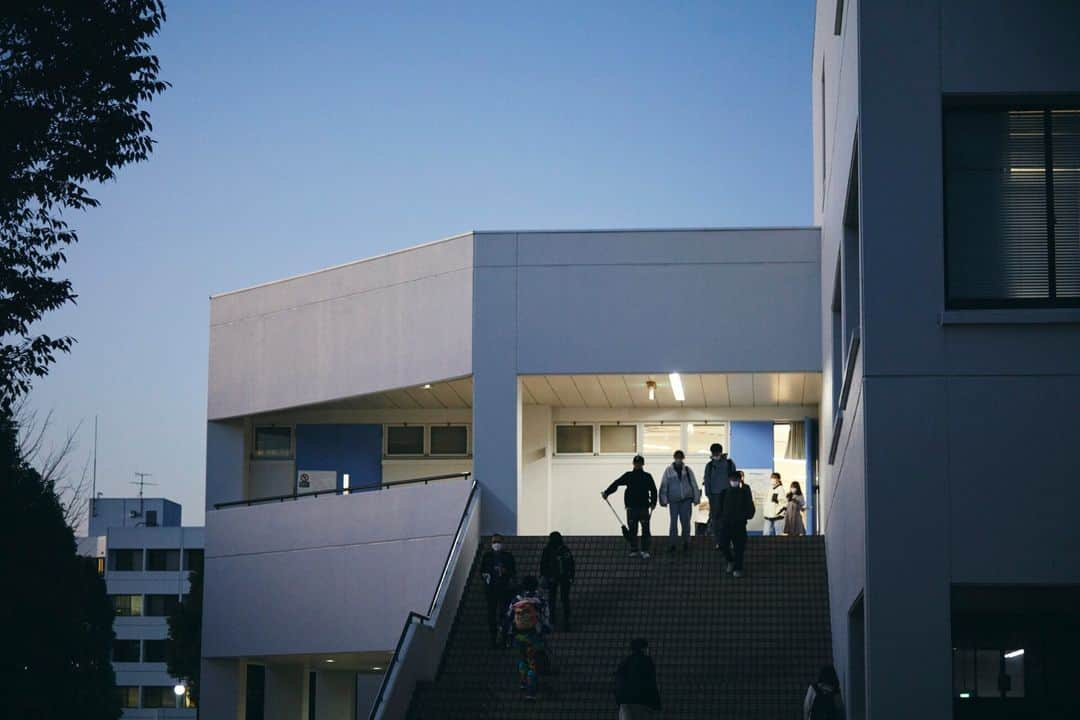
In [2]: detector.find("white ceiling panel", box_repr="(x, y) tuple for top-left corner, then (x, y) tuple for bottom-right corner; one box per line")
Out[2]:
(700, 374), (730, 407)
(384, 388), (421, 409)
(403, 386), (446, 409)
(447, 378), (473, 408)
(623, 375), (659, 408)
(753, 373), (779, 406)
(571, 375), (610, 407)
(777, 373), (806, 406)
(727, 374), (755, 407)
(597, 374), (634, 407)
(680, 373), (706, 407)
(430, 383), (466, 409)
(546, 375), (586, 406)
(803, 373), (822, 405)
(522, 375), (560, 406)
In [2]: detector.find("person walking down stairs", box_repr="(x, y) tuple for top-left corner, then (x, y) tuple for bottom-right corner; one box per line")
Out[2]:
(614, 638), (661, 719)
(659, 450), (701, 554)
(506, 576), (552, 702)
(602, 455), (658, 558)
(803, 664), (846, 719)
(702, 443), (738, 550)
(539, 531), (576, 631)
(715, 470), (755, 578)
(480, 534), (517, 648)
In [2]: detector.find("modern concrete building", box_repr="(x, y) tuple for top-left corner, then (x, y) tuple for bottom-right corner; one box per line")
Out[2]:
(200, 1), (1080, 718)
(79, 497), (204, 719)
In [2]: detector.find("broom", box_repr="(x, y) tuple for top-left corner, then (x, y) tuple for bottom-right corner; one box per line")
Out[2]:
(602, 494), (633, 544)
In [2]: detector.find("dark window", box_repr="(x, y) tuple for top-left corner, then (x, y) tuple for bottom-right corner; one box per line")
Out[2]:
(183, 549), (204, 572)
(109, 549), (143, 572)
(245, 665), (266, 720)
(142, 686), (177, 709)
(146, 549), (180, 572)
(116, 686), (139, 709)
(944, 105), (1080, 308)
(111, 594), (143, 617)
(253, 426), (292, 459)
(112, 639), (141, 662)
(833, 0), (845, 35)
(555, 425), (593, 454)
(145, 509), (158, 526)
(386, 425), (424, 455)
(143, 639), (168, 663)
(145, 594), (180, 617)
(430, 425), (468, 455)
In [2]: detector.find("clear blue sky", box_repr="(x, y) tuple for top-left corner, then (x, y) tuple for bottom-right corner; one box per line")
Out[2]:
(28, 0), (814, 528)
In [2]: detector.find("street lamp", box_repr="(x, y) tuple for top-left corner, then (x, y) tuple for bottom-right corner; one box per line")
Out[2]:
(174, 683), (186, 697)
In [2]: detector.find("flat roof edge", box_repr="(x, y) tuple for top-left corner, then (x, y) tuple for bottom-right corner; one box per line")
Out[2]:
(209, 231), (475, 300)
(474, 226), (820, 235)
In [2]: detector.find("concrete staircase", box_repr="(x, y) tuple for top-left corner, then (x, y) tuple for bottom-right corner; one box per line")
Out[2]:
(407, 534), (832, 719)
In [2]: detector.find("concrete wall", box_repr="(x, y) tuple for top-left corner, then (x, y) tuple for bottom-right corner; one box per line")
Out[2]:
(472, 229), (822, 533)
(202, 476), (472, 658)
(815, 1), (1080, 718)
(207, 234), (473, 420)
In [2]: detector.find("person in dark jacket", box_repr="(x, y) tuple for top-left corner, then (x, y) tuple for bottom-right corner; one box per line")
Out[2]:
(715, 470), (755, 577)
(480, 533), (517, 647)
(602, 455), (658, 558)
(539, 531), (576, 630)
(702, 443), (737, 549)
(615, 637), (661, 719)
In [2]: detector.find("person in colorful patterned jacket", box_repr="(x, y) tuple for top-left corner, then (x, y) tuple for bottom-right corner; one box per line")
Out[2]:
(505, 575), (552, 701)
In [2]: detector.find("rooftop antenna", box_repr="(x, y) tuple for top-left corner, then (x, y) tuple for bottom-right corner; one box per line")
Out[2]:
(131, 472), (157, 518)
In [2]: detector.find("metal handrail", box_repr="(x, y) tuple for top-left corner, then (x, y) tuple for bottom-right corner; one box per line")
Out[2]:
(368, 479), (479, 719)
(212, 471), (471, 509)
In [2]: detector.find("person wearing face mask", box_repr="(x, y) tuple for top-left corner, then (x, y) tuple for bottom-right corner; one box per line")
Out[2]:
(702, 443), (737, 550)
(784, 481), (807, 536)
(614, 638), (661, 719)
(762, 472), (787, 537)
(480, 533), (517, 648)
(659, 450), (700, 553)
(602, 455), (658, 559)
(715, 470), (755, 577)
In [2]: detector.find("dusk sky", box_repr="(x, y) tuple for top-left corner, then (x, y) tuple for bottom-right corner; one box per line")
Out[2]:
(28, 0), (814, 528)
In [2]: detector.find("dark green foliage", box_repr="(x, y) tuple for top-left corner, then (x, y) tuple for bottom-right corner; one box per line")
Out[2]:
(0, 410), (120, 719)
(0, 1), (168, 409)
(167, 566), (203, 705)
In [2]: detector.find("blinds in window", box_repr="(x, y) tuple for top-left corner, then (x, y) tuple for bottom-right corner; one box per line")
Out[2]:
(945, 109), (1049, 303)
(1054, 110), (1080, 298)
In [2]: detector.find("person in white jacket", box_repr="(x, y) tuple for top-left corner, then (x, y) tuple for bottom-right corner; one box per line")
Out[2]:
(762, 472), (786, 536)
(658, 450), (700, 553)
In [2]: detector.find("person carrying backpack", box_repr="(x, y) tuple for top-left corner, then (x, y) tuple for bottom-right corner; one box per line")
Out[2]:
(702, 443), (737, 549)
(539, 531), (575, 631)
(803, 664), (846, 720)
(715, 470), (755, 577)
(506, 576), (552, 701)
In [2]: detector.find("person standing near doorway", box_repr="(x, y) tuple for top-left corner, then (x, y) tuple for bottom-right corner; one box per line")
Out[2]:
(480, 534), (517, 648)
(784, 481), (807, 536)
(703, 443), (737, 549)
(659, 450), (700, 553)
(762, 472), (787, 536)
(716, 470), (755, 577)
(614, 638), (661, 719)
(602, 455), (658, 559)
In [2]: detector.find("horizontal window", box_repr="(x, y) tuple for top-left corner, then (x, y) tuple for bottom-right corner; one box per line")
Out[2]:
(112, 639), (141, 663)
(430, 425), (469, 455)
(112, 594), (143, 617)
(143, 639), (168, 663)
(599, 424), (636, 453)
(386, 425), (424, 456)
(642, 424), (680, 459)
(146, 549), (180, 572)
(144, 594), (180, 617)
(116, 686), (139, 709)
(945, 105), (1080, 308)
(183, 549), (204, 572)
(555, 425), (593, 454)
(253, 426), (292, 459)
(687, 423), (727, 457)
(143, 686), (178, 709)
(109, 549), (143, 572)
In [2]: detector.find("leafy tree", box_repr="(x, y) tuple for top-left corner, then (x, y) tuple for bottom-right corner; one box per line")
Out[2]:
(0, 410), (120, 719)
(167, 566), (203, 706)
(1, 1), (168, 409)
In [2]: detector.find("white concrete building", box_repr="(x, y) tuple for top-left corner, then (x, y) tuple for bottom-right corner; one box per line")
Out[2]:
(200, 2), (1080, 718)
(80, 498), (204, 719)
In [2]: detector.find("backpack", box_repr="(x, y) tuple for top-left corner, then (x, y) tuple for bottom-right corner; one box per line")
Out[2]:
(512, 597), (540, 631)
(557, 547), (575, 579)
(809, 683), (840, 720)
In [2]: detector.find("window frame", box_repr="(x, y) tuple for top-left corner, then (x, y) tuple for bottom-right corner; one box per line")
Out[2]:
(553, 423), (596, 456)
(597, 423), (638, 455)
(943, 97), (1080, 310)
(428, 424), (471, 457)
(252, 425), (294, 460)
(142, 638), (169, 663)
(384, 424), (426, 457)
(112, 638), (142, 663)
(112, 594), (144, 617)
(146, 549), (181, 572)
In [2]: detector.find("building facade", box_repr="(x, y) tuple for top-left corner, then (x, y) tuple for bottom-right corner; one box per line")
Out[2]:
(200, 1), (1080, 717)
(79, 498), (204, 719)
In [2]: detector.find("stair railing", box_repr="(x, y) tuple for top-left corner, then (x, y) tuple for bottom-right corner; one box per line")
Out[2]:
(367, 478), (480, 720)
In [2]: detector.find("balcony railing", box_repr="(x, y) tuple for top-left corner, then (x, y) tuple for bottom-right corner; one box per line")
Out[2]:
(212, 471), (472, 510)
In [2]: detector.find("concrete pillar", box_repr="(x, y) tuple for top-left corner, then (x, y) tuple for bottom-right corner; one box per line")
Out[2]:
(200, 658), (245, 720)
(206, 420), (246, 511)
(472, 254), (520, 535)
(265, 664), (306, 720)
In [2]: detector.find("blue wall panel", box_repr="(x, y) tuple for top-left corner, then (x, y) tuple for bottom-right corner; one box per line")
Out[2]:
(730, 421), (774, 469)
(295, 424), (382, 489)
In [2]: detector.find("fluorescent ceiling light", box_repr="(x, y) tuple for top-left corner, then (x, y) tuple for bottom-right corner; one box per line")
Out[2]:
(1004, 649), (1024, 659)
(687, 423), (695, 434)
(343, 474), (350, 491)
(669, 372), (685, 402)
(325, 659), (336, 663)
(959, 692), (971, 699)
(646, 380), (656, 401)
(422, 384), (432, 389)
(372, 666), (383, 671)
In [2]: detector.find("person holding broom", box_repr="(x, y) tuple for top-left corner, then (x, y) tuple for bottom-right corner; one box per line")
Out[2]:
(602, 455), (658, 559)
